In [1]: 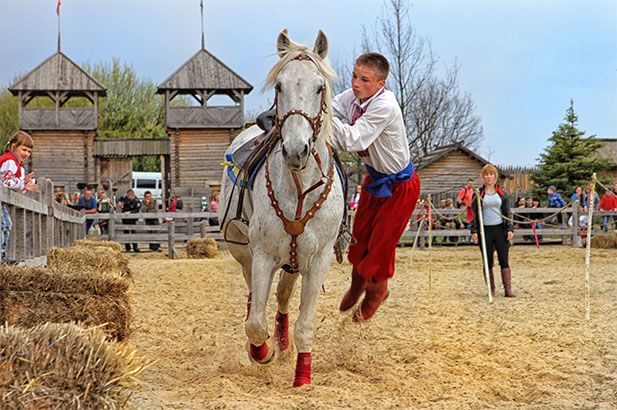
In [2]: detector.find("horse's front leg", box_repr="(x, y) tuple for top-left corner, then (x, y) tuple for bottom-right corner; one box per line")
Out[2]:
(275, 270), (300, 352)
(292, 255), (331, 387)
(245, 250), (277, 364)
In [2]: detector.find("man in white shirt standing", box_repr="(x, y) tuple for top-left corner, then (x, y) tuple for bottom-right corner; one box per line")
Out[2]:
(330, 52), (421, 321)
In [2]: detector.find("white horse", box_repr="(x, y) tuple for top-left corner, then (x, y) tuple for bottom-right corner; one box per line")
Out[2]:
(219, 30), (344, 387)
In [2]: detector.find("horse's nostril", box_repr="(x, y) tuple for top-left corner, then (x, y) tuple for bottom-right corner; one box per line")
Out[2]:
(303, 144), (309, 157)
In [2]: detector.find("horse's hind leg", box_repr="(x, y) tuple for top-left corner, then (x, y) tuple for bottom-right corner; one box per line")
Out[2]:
(275, 270), (299, 352)
(245, 251), (277, 364)
(228, 243), (253, 319)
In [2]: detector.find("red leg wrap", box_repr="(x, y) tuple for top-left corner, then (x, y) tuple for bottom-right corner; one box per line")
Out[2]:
(274, 311), (289, 352)
(249, 342), (270, 362)
(293, 352), (312, 387)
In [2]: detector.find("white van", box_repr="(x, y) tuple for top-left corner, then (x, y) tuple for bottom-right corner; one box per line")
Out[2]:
(132, 172), (162, 199)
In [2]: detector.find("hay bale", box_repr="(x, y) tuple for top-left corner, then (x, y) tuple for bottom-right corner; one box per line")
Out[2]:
(0, 322), (150, 409)
(187, 238), (218, 259)
(0, 266), (131, 341)
(75, 238), (123, 252)
(590, 233), (617, 249)
(48, 246), (131, 278)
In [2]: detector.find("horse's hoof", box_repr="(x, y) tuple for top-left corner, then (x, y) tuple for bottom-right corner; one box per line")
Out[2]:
(293, 376), (311, 388)
(274, 311), (289, 352)
(246, 341), (275, 365)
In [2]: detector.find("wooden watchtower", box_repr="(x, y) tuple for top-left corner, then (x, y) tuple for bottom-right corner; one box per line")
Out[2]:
(157, 47), (253, 193)
(8, 51), (106, 194)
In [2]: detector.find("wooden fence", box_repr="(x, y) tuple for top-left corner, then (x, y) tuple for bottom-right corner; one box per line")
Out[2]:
(0, 180), (84, 264)
(402, 205), (617, 248)
(86, 211), (221, 259)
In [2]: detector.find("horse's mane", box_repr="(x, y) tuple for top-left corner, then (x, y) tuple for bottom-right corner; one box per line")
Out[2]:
(263, 38), (337, 142)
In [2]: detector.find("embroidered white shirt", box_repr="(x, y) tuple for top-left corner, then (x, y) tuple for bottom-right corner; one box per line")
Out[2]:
(0, 159), (25, 191)
(330, 88), (410, 175)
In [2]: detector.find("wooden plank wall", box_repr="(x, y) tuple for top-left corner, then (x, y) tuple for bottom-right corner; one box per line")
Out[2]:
(169, 129), (237, 189)
(417, 152), (484, 195)
(99, 158), (132, 195)
(30, 130), (94, 194)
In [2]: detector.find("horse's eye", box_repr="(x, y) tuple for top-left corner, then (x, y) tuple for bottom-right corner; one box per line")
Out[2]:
(275, 83), (282, 92)
(316, 85), (325, 94)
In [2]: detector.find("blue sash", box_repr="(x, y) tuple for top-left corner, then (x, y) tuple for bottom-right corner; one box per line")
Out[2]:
(364, 161), (415, 198)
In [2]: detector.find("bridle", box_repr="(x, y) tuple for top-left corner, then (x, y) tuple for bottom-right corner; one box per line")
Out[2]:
(265, 54), (335, 273)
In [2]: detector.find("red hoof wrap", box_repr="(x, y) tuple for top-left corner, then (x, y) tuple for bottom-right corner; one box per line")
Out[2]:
(249, 342), (271, 363)
(274, 312), (289, 352)
(293, 352), (311, 387)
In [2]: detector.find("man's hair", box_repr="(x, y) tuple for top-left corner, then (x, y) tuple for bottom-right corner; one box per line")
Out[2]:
(126, 189), (134, 194)
(356, 52), (390, 80)
(480, 164), (498, 177)
(548, 185), (556, 192)
(467, 178), (474, 183)
(144, 190), (152, 196)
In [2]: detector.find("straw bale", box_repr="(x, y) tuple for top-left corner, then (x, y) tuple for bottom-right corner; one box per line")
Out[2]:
(0, 266), (131, 340)
(75, 238), (124, 252)
(590, 233), (617, 249)
(48, 246), (131, 278)
(187, 238), (218, 259)
(0, 322), (150, 409)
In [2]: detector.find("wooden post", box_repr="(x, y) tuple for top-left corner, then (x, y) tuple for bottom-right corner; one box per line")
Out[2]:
(45, 179), (55, 251)
(572, 202), (581, 248)
(187, 217), (194, 238)
(168, 220), (175, 259)
(561, 209), (568, 245)
(108, 208), (115, 241)
(200, 220), (208, 238)
(14, 207), (26, 262)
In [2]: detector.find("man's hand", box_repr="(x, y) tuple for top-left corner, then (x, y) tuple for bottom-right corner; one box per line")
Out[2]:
(24, 180), (38, 192)
(507, 231), (514, 241)
(471, 233), (478, 244)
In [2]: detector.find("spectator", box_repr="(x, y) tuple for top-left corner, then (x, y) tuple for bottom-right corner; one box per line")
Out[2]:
(349, 185), (362, 211)
(546, 185), (567, 226)
(456, 179), (475, 225)
(76, 188), (98, 234)
(97, 190), (114, 235)
(208, 191), (220, 226)
(530, 197), (544, 243)
(119, 189), (141, 252)
(599, 188), (617, 231)
(0, 131), (38, 265)
(513, 197), (531, 241)
(525, 196), (533, 208)
(141, 190), (161, 251)
(470, 164), (515, 298)
(583, 183), (600, 211)
(570, 186), (584, 206)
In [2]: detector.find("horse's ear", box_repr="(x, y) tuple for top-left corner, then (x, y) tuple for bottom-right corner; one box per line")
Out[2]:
(277, 29), (290, 58)
(313, 30), (328, 59)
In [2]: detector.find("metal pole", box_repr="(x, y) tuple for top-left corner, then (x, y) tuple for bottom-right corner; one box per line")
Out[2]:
(476, 189), (493, 303)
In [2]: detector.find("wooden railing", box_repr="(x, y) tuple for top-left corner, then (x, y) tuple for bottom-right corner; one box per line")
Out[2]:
(86, 211), (221, 259)
(400, 205), (617, 248)
(0, 180), (84, 263)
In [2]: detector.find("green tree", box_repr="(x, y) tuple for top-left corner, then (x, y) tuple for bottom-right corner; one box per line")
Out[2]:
(0, 88), (19, 144)
(531, 100), (612, 198)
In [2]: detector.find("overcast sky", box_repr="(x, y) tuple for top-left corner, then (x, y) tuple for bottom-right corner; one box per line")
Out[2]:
(1, 0), (616, 167)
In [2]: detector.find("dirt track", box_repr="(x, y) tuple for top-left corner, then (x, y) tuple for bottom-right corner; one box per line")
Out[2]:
(127, 244), (617, 409)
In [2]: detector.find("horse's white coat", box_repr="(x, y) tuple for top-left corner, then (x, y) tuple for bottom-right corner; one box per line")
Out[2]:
(219, 31), (344, 355)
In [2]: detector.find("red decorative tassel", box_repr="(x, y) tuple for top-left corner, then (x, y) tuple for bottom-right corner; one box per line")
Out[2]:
(293, 352), (311, 387)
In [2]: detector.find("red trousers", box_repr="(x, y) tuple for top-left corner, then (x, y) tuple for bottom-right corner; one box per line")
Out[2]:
(348, 172), (421, 283)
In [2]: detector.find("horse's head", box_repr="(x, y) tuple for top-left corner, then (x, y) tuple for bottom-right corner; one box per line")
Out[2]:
(265, 30), (336, 171)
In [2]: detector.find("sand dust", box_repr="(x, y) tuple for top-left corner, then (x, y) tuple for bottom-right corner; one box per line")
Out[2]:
(126, 244), (617, 409)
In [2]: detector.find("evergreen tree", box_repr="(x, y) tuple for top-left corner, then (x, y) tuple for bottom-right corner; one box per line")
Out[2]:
(531, 100), (611, 198)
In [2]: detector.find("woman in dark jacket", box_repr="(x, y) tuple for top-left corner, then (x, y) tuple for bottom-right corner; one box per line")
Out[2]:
(470, 164), (515, 297)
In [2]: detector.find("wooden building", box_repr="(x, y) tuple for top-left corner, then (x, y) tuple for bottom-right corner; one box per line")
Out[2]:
(157, 47), (253, 195)
(415, 143), (508, 198)
(596, 138), (617, 183)
(8, 51), (106, 194)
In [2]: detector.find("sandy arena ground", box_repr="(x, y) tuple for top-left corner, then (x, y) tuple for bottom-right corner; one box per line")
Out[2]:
(126, 244), (617, 409)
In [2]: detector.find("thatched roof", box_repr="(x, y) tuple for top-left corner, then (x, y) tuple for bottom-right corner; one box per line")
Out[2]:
(8, 51), (106, 95)
(596, 138), (617, 165)
(158, 48), (253, 92)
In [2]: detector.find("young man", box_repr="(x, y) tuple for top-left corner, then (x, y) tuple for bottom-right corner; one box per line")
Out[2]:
(329, 52), (421, 321)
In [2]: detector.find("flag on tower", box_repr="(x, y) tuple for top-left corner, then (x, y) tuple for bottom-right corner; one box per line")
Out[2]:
(56, 0), (61, 16)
